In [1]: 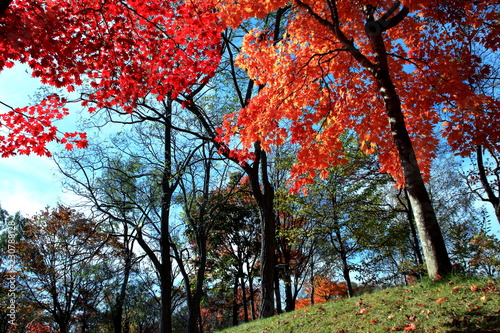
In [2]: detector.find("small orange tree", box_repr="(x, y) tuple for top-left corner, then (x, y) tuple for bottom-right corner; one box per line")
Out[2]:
(295, 275), (348, 309)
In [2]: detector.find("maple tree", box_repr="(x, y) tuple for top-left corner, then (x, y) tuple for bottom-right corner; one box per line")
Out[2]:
(0, 0), (222, 156)
(213, 0), (500, 278)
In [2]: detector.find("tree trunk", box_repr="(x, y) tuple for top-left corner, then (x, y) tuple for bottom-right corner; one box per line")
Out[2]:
(112, 224), (133, 333)
(366, 25), (451, 278)
(334, 226), (354, 298)
(186, 233), (207, 333)
(283, 259), (295, 312)
(309, 267), (315, 306)
(240, 273), (249, 323)
(274, 271), (282, 314)
(476, 145), (500, 224)
(247, 269), (257, 320)
(404, 189), (424, 268)
(245, 145), (276, 318)
(232, 275), (239, 326)
(160, 100), (173, 333)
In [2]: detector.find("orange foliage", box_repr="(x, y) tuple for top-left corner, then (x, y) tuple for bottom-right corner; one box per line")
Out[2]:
(212, 0), (500, 190)
(295, 276), (348, 309)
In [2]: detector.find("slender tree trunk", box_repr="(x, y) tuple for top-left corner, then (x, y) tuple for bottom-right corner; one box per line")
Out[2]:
(112, 223), (133, 333)
(232, 275), (239, 326)
(247, 271), (257, 320)
(112, 254), (132, 333)
(334, 226), (354, 297)
(283, 250), (295, 312)
(255, 186), (276, 318)
(476, 145), (500, 224)
(186, 233), (207, 333)
(274, 271), (282, 314)
(240, 273), (249, 323)
(160, 100), (173, 333)
(309, 266), (315, 306)
(246, 146), (276, 318)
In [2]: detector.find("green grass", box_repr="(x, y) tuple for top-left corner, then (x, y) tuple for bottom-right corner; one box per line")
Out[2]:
(219, 277), (500, 333)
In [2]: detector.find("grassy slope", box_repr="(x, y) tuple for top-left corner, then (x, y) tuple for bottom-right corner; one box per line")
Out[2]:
(219, 277), (500, 333)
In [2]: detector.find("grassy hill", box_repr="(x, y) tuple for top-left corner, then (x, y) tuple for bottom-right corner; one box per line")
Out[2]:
(219, 277), (499, 333)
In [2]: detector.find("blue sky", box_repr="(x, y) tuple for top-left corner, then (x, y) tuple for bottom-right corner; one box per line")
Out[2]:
(0, 63), (77, 217)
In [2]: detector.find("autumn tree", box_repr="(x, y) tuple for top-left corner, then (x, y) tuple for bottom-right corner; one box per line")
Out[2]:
(0, 0), (221, 157)
(1, 3), (221, 330)
(212, 0), (500, 279)
(295, 275), (348, 309)
(16, 206), (112, 333)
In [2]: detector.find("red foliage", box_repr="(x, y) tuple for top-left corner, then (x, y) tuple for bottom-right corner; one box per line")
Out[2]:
(0, 0), (222, 157)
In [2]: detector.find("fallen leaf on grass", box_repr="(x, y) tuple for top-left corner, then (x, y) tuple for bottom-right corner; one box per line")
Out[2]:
(435, 298), (446, 303)
(471, 285), (478, 291)
(357, 308), (367, 315)
(403, 323), (417, 331)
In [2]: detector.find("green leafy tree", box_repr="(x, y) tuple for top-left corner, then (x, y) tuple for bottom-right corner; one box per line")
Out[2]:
(305, 135), (402, 293)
